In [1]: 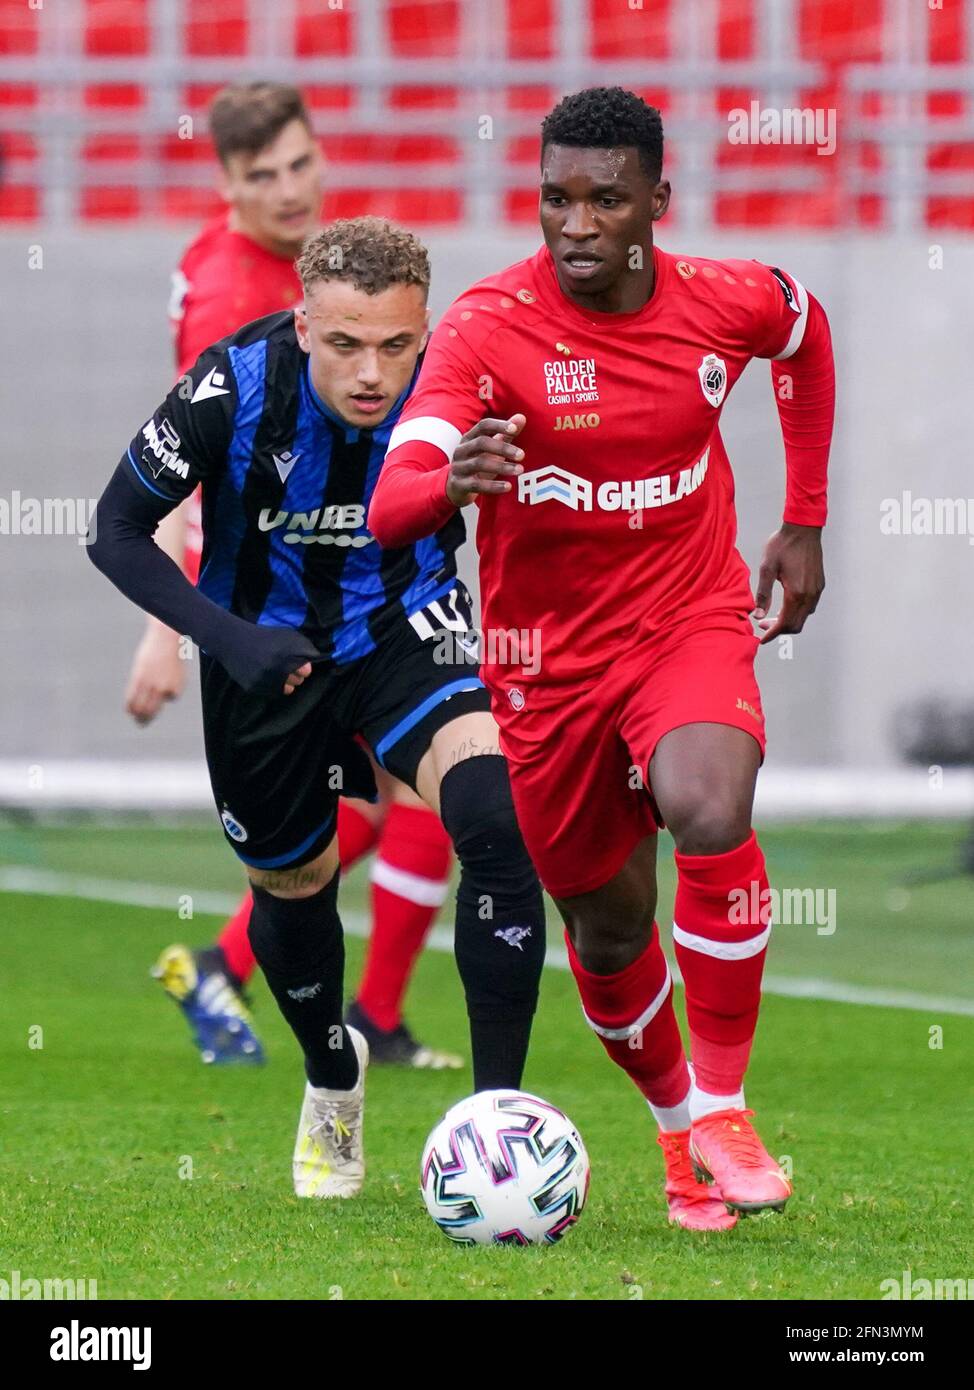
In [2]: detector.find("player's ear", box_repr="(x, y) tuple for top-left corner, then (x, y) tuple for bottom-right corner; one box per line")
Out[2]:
(294, 304), (310, 354)
(419, 305), (431, 352)
(651, 180), (671, 221)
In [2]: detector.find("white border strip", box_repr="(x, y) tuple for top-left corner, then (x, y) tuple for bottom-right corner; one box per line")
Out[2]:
(386, 415), (462, 462)
(771, 274), (809, 360)
(673, 921), (772, 960)
(2, 866), (972, 1019)
(581, 964), (674, 1040)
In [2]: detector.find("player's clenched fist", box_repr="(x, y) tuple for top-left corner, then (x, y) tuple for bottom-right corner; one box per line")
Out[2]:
(446, 414), (527, 507)
(219, 624), (319, 697)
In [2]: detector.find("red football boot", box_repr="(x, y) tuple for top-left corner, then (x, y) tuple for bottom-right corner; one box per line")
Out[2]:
(657, 1129), (739, 1231)
(689, 1108), (792, 1214)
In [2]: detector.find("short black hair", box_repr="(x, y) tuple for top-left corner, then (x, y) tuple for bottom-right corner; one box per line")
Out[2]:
(540, 86), (664, 182)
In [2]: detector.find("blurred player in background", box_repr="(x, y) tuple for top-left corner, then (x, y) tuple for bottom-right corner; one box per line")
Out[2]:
(371, 87), (835, 1231)
(124, 82), (459, 1071)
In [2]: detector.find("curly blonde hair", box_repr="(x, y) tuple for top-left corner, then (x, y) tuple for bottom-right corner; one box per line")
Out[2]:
(297, 217), (430, 297)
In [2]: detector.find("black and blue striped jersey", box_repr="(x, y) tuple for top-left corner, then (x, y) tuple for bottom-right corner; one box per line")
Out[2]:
(124, 310), (466, 665)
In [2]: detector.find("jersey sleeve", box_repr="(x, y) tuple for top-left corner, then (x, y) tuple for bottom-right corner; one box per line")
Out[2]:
(369, 315), (488, 548)
(771, 290), (834, 526)
(746, 262), (811, 361)
(123, 343), (236, 508)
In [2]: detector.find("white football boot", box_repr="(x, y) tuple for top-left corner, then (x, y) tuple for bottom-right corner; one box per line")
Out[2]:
(292, 1026), (369, 1198)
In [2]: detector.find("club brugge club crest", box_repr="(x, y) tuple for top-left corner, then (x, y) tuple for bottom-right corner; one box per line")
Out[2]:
(697, 352), (727, 408)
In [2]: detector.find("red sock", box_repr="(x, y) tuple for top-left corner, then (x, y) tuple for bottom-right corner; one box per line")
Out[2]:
(356, 803), (452, 1032)
(565, 925), (690, 1108)
(217, 892), (256, 985)
(337, 799), (382, 869)
(673, 831), (771, 1097)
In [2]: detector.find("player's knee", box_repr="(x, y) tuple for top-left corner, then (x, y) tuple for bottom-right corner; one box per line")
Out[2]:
(561, 900), (655, 975)
(440, 755), (546, 1014)
(665, 790), (752, 856)
(438, 755), (539, 905)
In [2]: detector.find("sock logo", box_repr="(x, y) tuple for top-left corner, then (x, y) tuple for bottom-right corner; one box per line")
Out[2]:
(494, 924), (532, 951)
(286, 982), (323, 1001)
(220, 808), (248, 843)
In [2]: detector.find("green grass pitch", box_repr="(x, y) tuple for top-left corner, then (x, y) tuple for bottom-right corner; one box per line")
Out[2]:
(1, 819), (972, 1300)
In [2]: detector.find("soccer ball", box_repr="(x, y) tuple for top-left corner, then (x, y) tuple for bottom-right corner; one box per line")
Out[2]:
(420, 1089), (590, 1246)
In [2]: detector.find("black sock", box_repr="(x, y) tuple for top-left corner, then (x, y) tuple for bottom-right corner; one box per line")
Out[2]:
(439, 757), (547, 1091)
(247, 874), (358, 1090)
(467, 1013), (537, 1092)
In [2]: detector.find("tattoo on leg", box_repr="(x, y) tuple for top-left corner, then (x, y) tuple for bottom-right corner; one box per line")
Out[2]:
(445, 736), (501, 772)
(250, 863), (332, 896)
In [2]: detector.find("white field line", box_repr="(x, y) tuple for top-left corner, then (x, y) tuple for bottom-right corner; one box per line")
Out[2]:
(3, 761), (974, 817)
(2, 865), (973, 1019)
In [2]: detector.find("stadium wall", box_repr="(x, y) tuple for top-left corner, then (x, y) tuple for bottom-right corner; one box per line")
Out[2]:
(0, 227), (969, 794)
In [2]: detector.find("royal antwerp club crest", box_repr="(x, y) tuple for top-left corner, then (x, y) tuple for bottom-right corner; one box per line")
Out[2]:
(697, 352), (728, 408)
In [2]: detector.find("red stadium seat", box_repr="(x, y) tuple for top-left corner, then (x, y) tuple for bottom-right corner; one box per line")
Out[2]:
(589, 0), (671, 60)
(0, 0), (39, 56)
(185, 1), (247, 57)
(83, 0), (149, 57)
(389, 1), (460, 57)
(717, 0), (755, 61)
(799, 0), (884, 63)
(506, 0), (555, 60)
(295, 0), (352, 56)
(0, 79), (38, 221)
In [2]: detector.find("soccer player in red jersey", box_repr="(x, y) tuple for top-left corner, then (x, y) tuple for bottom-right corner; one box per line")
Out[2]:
(370, 88), (835, 1229)
(125, 83), (458, 1070)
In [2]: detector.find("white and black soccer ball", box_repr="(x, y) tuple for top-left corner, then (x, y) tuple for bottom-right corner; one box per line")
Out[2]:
(420, 1089), (590, 1246)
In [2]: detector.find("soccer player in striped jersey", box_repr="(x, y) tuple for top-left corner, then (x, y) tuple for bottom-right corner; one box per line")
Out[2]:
(122, 82), (460, 1070)
(89, 219), (546, 1198)
(370, 88), (835, 1229)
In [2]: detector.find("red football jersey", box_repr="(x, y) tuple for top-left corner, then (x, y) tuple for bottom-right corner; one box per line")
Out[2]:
(379, 244), (823, 687)
(170, 213), (303, 376)
(169, 215), (303, 580)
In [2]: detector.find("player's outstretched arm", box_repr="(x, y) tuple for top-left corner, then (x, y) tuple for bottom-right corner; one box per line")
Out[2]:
(123, 501), (190, 723)
(88, 465), (316, 696)
(753, 285), (834, 644)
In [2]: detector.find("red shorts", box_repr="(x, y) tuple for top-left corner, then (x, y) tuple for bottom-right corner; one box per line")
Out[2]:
(488, 610), (766, 898)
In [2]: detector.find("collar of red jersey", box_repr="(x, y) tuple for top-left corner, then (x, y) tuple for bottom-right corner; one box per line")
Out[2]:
(539, 243), (667, 328)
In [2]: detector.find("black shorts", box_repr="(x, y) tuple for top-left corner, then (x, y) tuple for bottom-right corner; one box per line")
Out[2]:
(201, 581), (488, 870)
